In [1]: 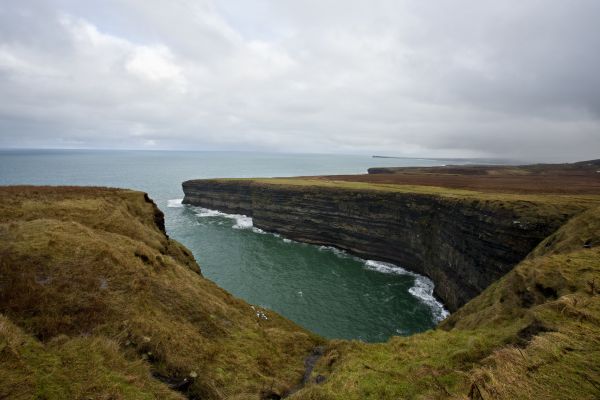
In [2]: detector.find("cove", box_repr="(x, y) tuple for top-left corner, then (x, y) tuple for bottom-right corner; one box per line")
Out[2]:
(168, 200), (447, 342)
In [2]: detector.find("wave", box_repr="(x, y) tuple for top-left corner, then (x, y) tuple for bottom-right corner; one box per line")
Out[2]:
(193, 207), (252, 229)
(192, 207), (266, 233)
(167, 199), (184, 208)
(364, 260), (449, 322)
(318, 245), (352, 258)
(231, 215), (253, 230)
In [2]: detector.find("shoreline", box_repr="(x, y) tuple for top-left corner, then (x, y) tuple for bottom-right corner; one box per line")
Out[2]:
(171, 200), (450, 326)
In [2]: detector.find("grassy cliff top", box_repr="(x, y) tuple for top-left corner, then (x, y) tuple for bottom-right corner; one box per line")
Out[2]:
(0, 186), (322, 400)
(2, 185), (600, 399)
(187, 177), (600, 224)
(187, 159), (600, 206)
(221, 176), (600, 201)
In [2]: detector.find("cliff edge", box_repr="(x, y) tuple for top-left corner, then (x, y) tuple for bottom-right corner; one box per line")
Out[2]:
(0, 186), (322, 400)
(182, 177), (597, 311)
(2, 176), (600, 399)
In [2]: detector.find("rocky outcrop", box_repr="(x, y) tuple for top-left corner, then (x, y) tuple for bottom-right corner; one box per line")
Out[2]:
(182, 179), (582, 311)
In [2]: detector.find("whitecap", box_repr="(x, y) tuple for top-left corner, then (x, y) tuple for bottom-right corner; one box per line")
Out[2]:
(193, 207), (256, 231)
(318, 245), (358, 260)
(167, 199), (184, 208)
(192, 207), (290, 240)
(363, 260), (449, 322)
(232, 215), (253, 230)
(194, 208), (228, 218)
(408, 276), (450, 322)
(364, 260), (411, 275)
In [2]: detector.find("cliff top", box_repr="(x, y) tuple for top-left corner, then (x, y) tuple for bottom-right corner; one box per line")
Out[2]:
(3, 185), (600, 399)
(185, 177), (600, 214)
(321, 158), (600, 195)
(185, 159), (600, 212)
(0, 186), (321, 399)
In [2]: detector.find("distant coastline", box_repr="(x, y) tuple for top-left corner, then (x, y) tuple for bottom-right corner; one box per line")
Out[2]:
(371, 154), (517, 164)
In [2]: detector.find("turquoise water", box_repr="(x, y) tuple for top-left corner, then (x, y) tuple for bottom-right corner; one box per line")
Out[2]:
(0, 149), (451, 341)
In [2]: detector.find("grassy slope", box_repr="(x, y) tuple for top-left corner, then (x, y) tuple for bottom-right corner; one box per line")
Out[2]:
(291, 205), (600, 399)
(0, 315), (183, 400)
(2, 184), (599, 399)
(0, 187), (322, 400)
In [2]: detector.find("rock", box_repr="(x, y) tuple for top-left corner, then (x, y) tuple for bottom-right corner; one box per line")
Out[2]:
(182, 179), (574, 311)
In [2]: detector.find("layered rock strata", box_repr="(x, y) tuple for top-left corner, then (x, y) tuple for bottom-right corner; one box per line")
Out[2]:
(182, 179), (579, 311)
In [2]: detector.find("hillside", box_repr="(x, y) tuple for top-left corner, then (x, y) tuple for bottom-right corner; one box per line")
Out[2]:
(2, 175), (600, 399)
(0, 187), (321, 399)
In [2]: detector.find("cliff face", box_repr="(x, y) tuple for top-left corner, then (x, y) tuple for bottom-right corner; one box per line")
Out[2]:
(183, 179), (580, 311)
(2, 185), (599, 400)
(296, 205), (600, 400)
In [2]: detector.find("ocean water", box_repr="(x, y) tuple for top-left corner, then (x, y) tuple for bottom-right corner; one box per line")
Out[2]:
(1, 149), (452, 341)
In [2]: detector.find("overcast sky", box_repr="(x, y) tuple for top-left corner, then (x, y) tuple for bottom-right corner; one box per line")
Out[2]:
(0, 0), (599, 161)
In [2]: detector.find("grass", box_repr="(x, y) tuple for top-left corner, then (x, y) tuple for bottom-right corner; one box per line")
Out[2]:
(290, 206), (600, 399)
(2, 185), (600, 399)
(0, 186), (323, 399)
(203, 177), (600, 208)
(0, 315), (183, 400)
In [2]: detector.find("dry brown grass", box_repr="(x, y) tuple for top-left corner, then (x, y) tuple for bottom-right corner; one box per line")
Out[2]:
(0, 314), (184, 400)
(316, 159), (600, 195)
(2, 185), (599, 399)
(0, 186), (322, 399)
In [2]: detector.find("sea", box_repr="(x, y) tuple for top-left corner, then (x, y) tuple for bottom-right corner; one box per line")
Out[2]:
(0, 149), (468, 342)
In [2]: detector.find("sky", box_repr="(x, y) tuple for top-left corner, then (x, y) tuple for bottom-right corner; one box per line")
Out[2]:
(0, 0), (599, 161)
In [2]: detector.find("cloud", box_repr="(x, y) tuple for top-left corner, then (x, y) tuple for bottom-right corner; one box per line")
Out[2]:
(125, 45), (186, 89)
(0, 0), (599, 161)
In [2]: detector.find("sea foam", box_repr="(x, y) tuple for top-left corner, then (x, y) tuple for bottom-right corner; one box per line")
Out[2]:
(192, 206), (449, 322)
(364, 260), (449, 322)
(231, 215), (253, 230)
(167, 198), (184, 208)
(193, 207), (264, 233)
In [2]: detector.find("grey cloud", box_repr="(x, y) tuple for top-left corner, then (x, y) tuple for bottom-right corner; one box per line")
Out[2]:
(0, 0), (599, 161)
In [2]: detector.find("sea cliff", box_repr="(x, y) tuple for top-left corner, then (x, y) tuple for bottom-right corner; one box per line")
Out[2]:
(1, 183), (600, 399)
(182, 179), (586, 311)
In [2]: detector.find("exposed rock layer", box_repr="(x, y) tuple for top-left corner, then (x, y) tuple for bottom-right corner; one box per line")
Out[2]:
(182, 179), (579, 311)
